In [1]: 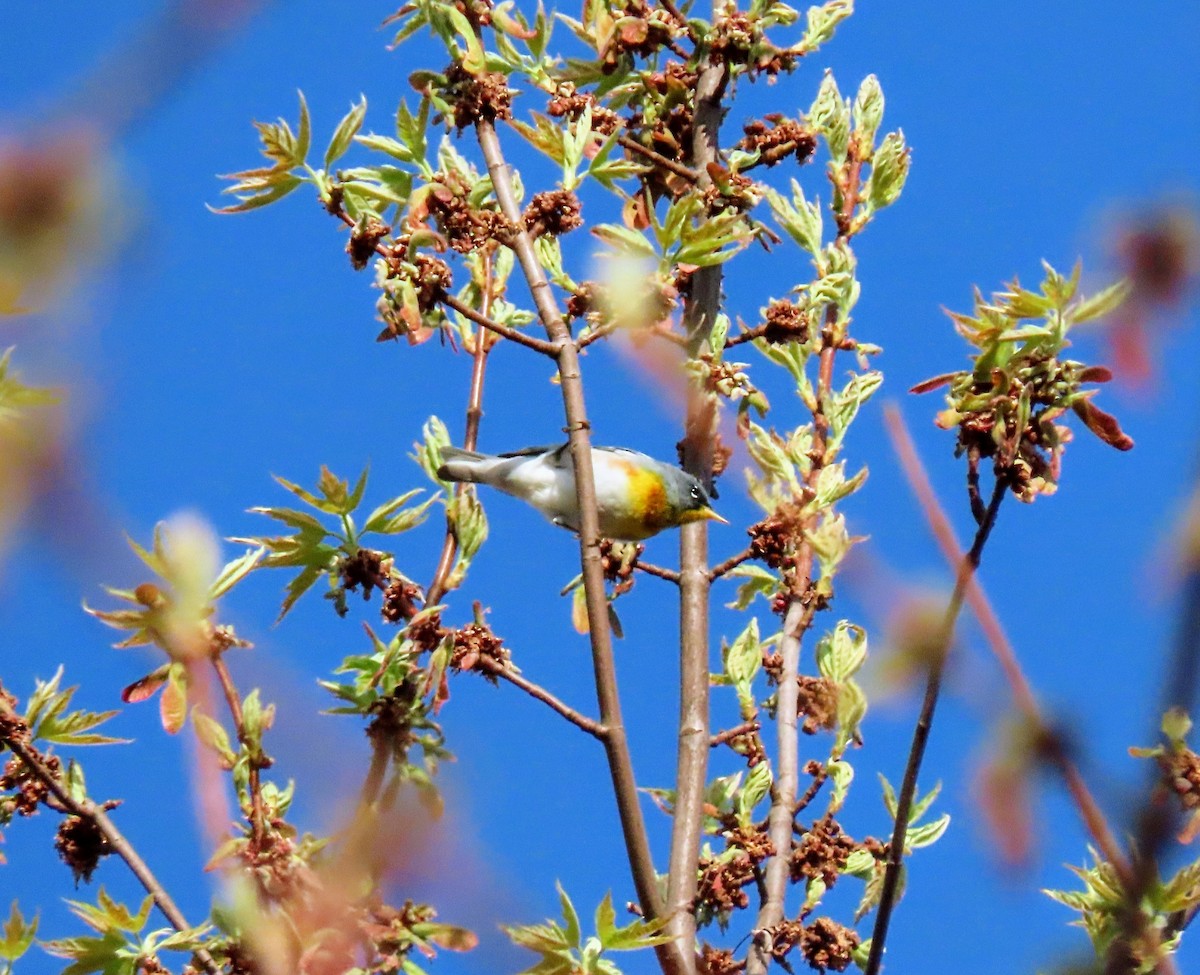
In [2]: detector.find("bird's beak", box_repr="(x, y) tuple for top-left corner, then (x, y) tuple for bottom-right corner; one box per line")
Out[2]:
(681, 506), (729, 526)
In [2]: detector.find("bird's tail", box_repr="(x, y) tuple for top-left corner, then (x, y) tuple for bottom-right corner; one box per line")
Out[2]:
(437, 446), (497, 484)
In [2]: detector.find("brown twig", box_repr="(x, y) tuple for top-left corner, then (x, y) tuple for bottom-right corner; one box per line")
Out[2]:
(722, 323), (771, 348)
(881, 403), (1133, 878)
(749, 595), (809, 973)
(710, 720), (761, 748)
(747, 143), (862, 973)
(480, 660), (605, 739)
(441, 291), (559, 356)
(575, 322), (617, 350)
(795, 764), (829, 814)
(210, 653), (266, 845)
(863, 476), (1007, 975)
(329, 208), (555, 356)
(616, 134), (702, 182)
(634, 560), (681, 584)
(474, 116), (683, 975)
(0, 728), (219, 975)
(709, 547), (754, 581)
(427, 251), (496, 607)
(666, 32), (729, 971)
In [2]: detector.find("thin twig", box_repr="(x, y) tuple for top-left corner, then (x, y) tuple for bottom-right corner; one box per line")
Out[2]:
(710, 720), (761, 748)
(481, 661), (606, 739)
(863, 477), (1007, 975)
(746, 170), (856, 974)
(709, 547), (754, 581)
(576, 323), (617, 350)
(616, 134), (703, 182)
(441, 292), (560, 356)
(795, 764), (829, 815)
(723, 323), (770, 348)
(427, 252), (496, 607)
(882, 404), (1133, 878)
(329, 208), (555, 356)
(211, 654), (266, 845)
(0, 729), (219, 975)
(634, 560), (681, 584)
(474, 116), (684, 975)
(666, 30), (730, 972)
(749, 595), (809, 971)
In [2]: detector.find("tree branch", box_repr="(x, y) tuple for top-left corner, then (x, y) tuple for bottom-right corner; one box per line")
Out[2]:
(441, 291), (560, 357)
(709, 547), (754, 581)
(863, 477), (1007, 975)
(0, 727), (219, 975)
(881, 403), (1133, 879)
(210, 653), (266, 845)
(480, 660), (605, 740)
(427, 251), (496, 607)
(634, 559), (681, 584)
(616, 133), (703, 183)
(710, 720), (761, 748)
(667, 33), (729, 971)
(474, 117), (685, 975)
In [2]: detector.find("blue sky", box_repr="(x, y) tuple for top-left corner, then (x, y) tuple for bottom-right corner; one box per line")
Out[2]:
(2, 2), (1199, 973)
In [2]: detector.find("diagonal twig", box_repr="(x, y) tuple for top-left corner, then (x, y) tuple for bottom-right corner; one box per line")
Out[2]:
(474, 115), (686, 975)
(863, 461), (1007, 975)
(0, 718), (219, 975)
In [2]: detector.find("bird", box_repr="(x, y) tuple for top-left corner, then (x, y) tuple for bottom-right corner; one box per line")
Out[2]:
(436, 443), (728, 541)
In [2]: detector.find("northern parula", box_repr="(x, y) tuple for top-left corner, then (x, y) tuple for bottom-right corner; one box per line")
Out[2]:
(437, 443), (727, 541)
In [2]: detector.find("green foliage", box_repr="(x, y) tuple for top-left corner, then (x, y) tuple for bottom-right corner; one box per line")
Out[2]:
(0, 901), (37, 971)
(239, 464), (434, 619)
(503, 884), (673, 975)
(20, 667), (124, 747)
(916, 261), (1132, 504)
(0, 347), (60, 421)
(41, 889), (210, 975)
(1045, 850), (1200, 974)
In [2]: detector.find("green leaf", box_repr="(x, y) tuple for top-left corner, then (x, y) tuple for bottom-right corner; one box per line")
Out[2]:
(738, 761), (772, 824)
(826, 758), (853, 811)
(815, 620), (867, 681)
(160, 662), (188, 735)
(212, 172), (304, 213)
(906, 812), (951, 850)
(725, 564), (779, 611)
(0, 901), (37, 962)
(868, 130), (910, 210)
(591, 223), (658, 261)
(1071, 279), (1131, 325)
(853, 73), (884, 151)
(724, 618), (762, 688)
(0, 347), (61, 420)
(557, 882), (581, 948)
(593, 892), (616, 948)
(191, 709), (236, 766)
(801, 0), (854, 53)
(765, 181), (824, 257)
(209, 546), (264, 599)
(325, 96), (368, 168)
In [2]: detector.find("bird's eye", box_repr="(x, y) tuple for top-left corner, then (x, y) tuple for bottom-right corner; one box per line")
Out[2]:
(691, 484), (703, 501)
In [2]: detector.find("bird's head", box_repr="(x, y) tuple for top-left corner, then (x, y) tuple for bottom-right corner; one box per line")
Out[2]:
(667, 470), (728, 527)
